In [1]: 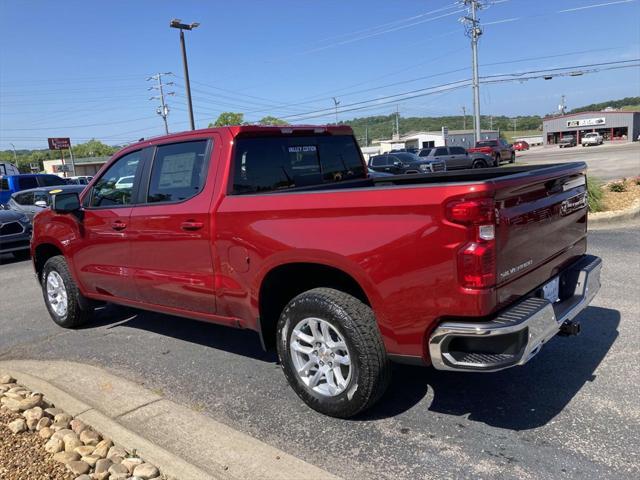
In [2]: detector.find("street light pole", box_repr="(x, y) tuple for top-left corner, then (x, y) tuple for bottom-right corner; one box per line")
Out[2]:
(170, 19), (199, 131)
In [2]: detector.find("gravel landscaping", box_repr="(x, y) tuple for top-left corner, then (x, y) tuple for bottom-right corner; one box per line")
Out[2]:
(602, 177), (640, 212)
(0, 373), (171, 480)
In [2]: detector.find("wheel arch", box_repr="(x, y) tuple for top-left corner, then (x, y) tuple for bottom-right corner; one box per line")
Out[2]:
(257, 262), (374, 351)
(33, 241), (65, 282)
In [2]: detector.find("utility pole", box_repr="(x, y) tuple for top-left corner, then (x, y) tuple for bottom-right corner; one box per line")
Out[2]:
(365, 125), (369, 146)
(395, 105), (400, 138)
(147, 72), (175, 134)
(9, 143), (17, 162)
(170, 19), (199, 131)
(332, 97), (340, 124)
(462, 106), (467, 130)
(513, 117), (517, 135)
(558, 95), (567, 115)
(489, 115), (493, 130)
(460, 0), (484, 143)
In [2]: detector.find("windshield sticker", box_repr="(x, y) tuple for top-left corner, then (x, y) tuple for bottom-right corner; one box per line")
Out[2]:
(288, 146), (317, 153)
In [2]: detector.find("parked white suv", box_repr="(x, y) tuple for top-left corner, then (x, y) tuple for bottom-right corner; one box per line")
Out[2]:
(582, 132), (603, 147)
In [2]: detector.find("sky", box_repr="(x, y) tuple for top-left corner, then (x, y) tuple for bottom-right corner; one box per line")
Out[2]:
(1, 0), (639, 150)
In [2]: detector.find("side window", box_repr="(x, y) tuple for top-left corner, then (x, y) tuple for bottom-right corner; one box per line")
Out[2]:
(434, 148), (448, 156)
(450, 147), (466, 155)
(15, 192), (34, 205)
(34, 191), (49, 205)
(147, 140), (209, 203)
(370, 156), (385, 167)
(17, 176), (38, 190)
(0, 178), (8, 191)
(90, 151), (142, 207)
(39, 175), (66, 187)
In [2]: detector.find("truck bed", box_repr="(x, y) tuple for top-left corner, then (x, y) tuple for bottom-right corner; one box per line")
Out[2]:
(287, 163), (585, 193)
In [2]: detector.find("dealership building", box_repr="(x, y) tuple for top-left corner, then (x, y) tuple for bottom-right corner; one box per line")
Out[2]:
(543, 111), (640, 145)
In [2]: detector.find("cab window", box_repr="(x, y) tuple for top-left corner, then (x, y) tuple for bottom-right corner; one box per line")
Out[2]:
(147, 140), (209, 203)
(89, 151), (142, 207)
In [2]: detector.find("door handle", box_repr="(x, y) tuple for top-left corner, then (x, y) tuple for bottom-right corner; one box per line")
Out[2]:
(181, 220), (204, 231)
(111, 220), (127, 231)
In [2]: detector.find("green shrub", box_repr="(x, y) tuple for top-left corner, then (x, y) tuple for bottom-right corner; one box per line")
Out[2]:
(587, 177), (604, 212)
(608, 182), (627, 193)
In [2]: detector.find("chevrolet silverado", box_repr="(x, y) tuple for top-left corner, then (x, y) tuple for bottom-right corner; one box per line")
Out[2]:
(31, 125), (601, 418)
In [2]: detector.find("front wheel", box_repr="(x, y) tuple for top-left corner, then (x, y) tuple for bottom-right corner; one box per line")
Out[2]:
(509, 152), (515, 163)
(472, 159), (486, 169)
(41, 255), (93, 328)
(277, 288), (390, 418)
(494, 153), (501, 164)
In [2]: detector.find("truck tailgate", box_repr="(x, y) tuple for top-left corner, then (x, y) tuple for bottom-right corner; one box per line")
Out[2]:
(493, 163), (588, 307)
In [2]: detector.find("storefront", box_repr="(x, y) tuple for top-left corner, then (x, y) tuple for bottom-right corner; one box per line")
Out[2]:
(543, 111), (640, 145)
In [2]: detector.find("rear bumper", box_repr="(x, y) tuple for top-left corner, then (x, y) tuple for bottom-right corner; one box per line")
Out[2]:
(428, 254), (602, 372)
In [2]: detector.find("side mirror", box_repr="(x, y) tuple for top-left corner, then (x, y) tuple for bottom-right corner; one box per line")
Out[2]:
(34, 200), (48, 208)
(52, 192), (81, 214)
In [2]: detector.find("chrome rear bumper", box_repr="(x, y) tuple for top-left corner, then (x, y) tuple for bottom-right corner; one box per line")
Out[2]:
(429, 254), (602, 372)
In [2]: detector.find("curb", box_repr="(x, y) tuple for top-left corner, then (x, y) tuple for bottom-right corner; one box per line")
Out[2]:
(589, 199), (640, 226)
(0, 360), (339, 480)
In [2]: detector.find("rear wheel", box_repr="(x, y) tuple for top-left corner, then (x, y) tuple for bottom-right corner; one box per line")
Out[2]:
(510, 152), (515, 163)
(277, 288), (390, 418)
(41, 255), (93, 328)
(494, 153), (501, 164)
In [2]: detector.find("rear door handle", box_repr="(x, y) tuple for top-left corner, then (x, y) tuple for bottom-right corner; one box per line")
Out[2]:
(111, 220), (127, 231)
(181, 220), (204, 231)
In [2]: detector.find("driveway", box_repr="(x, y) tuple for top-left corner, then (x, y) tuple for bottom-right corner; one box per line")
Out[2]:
(0, 219), (638, 479)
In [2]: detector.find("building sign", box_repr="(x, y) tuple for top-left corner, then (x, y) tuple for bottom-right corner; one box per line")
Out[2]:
(48, 137), (71, 150)
(53, 164), (71, 173)
(566, 117), (605, 128)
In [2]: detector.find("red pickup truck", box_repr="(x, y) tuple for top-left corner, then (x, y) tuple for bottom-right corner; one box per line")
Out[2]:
(31, 125), (601, 418)
(467, 139), (516, 164)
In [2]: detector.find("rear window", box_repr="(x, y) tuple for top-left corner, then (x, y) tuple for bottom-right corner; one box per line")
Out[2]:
(370, 156), (387, 167)
(476, 141), (497, 147)
(450, 147), (466, 155)
(232, 135), (365, 194)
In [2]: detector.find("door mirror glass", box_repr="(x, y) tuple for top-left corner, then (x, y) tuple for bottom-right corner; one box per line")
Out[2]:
(52, 192), (81, 213)
(34, 200), (48, 208)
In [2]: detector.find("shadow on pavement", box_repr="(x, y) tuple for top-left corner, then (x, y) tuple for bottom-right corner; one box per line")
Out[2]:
(86, 304), (276, 363)
(362, 306), (619, 430)
(0, 253), (31, 266)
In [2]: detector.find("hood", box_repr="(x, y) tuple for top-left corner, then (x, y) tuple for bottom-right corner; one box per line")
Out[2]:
(0, 209), (28, 222)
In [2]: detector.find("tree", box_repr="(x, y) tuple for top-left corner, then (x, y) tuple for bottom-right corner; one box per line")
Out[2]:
(209, 112), (244, 127)
(259, 116), (289, 125)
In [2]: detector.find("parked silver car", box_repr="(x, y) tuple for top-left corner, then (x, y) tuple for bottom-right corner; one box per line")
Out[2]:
(418, 146), (496, 169)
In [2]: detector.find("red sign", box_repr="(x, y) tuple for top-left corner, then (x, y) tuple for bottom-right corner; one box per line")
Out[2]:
(48, 137), (71, 150)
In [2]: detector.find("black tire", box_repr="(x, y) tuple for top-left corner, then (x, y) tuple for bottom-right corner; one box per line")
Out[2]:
(494, 153), (501, 164)
(277, 288), (391, 418)
(472, 159), (486, 169)
(12, 249), (30, 261)
(41, 255), (92, 328)
(510, 152), (515, 163)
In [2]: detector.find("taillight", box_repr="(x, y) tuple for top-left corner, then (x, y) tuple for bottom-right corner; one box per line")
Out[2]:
(446, 198), (497, 289)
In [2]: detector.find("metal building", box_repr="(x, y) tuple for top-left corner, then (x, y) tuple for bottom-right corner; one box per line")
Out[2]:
(543, 111), (640, 145)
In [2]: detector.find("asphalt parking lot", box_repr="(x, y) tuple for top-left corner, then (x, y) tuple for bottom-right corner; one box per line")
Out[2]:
(516, 141), (640, 181)
(1, 219), (639, 480)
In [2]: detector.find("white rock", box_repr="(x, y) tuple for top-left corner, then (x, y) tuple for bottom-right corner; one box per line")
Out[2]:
(121, 457), (143, 474)
(44, 437), (65, 453)
(36, 416), (52, 431)
(0, 374), (16, 384)
(8, 418), (27, 434)
(132, 463), (159, 479)
(80, 428), (101, 446)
